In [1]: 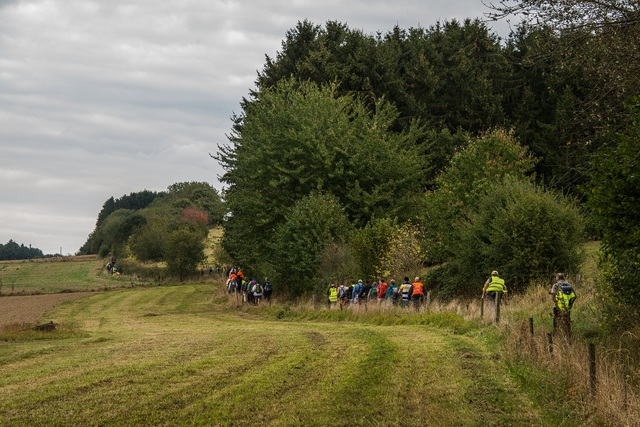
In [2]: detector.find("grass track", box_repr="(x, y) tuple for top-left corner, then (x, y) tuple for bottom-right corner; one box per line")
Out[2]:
(0, 284), (573, 426)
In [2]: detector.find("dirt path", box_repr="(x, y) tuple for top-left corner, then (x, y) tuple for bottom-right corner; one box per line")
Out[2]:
(0, 293), (94, 327)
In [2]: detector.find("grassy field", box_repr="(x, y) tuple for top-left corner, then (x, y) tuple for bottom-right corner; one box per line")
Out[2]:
(0, 256), (144, 295)
(0, 281), (583, 426)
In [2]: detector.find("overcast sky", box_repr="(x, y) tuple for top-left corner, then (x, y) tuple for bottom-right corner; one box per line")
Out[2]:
(0, 0), (511, 255)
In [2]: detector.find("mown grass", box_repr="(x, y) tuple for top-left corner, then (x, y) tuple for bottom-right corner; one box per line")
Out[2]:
(0, 282), (576, 426)
(0, 257), (133, 294)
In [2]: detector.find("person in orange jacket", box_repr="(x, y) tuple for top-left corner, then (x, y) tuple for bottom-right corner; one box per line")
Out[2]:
(411, 276), (425, 310)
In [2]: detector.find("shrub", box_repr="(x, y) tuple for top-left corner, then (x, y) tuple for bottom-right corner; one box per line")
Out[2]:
(438, 178), (585, 296)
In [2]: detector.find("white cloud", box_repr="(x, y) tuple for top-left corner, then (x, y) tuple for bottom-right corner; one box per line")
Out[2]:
(0, 0), (507, 253)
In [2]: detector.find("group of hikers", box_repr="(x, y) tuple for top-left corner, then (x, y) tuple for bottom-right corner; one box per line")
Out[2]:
(225, 267), (273, 305)
(225, 265), (577, 334)
(480, 269), (577, 335)
(326, 276), (429, 310)
(105, 255), (122, 275)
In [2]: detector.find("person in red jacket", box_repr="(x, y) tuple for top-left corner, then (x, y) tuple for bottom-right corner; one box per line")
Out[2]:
(377, 279), (389, 304)
(411, 276), (425, 310)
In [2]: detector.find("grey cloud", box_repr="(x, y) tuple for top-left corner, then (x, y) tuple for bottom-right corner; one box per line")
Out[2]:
(1, 0), (505, 253)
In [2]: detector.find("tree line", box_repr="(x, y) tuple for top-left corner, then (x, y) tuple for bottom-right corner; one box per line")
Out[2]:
(78, 182), (224, 280)
(0, 240), (44, 260)
(218, 1), (639, 327)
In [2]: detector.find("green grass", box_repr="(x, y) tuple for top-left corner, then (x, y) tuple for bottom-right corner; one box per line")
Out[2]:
(0, 257), (141, 294)
(0, 283), (579, 426)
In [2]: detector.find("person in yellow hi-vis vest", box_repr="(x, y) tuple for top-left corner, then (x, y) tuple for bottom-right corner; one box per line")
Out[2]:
(482, 270), (508, 305)
(327, 282), (338, 309)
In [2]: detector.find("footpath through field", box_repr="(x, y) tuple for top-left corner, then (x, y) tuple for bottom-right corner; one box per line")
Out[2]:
(0, 284), (574, 426)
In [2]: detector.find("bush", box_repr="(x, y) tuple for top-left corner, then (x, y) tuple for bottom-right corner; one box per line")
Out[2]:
(438, 178), (585, 296)
(271, 192), (351, 296)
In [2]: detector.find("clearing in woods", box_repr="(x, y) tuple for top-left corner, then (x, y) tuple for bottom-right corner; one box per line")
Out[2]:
(0, 283), (578, 426)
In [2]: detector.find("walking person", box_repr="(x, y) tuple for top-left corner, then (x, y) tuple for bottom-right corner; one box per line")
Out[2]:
(385, 279), (400, 305)
(550, 273), (576, 336)
(411, 276), (425, 310)
(253, 280), (263, 305)
(399, 277), (413, 308)
(327, 282), (339, 309)
(482, 270), (508, 305)
(352, 280), (363, 304)
(263, 278), (273, 303)
(377, 278), (388, 305)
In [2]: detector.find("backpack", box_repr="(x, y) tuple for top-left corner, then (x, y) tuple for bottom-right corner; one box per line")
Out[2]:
(254, 284), (262, 294)
(264, 282), (272, 292)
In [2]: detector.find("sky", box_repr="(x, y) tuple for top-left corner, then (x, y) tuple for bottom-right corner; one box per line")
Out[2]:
(0, 0), (512, 255)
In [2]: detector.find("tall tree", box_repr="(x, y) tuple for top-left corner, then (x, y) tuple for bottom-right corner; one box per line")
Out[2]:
(217, 79), (424, 278)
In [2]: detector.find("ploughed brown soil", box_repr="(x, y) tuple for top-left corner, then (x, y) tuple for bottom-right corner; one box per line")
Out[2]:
(0, 293), (93, 327)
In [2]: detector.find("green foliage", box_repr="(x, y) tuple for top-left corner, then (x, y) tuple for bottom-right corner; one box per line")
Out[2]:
(218, 78), (423, 282)
(589, 103), (640, 317)
(92, 209), (146, 256)
(164, 226), (206, 280)
(378, 222), (424, 279)
(271, 192), (351, 296)
(349, 218), (396, 279)
(258, 19), (508, 135)
(165, 182), (224, 225)
(0, 240), (44, 260)
(436, 129), (537, 208)
(421, 130), (538, 265)
(442, 179), (585, 295)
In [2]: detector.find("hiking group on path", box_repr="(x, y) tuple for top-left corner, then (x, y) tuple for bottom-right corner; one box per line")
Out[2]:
(225, 267), (272, 305)
(327, 276), (429, 310)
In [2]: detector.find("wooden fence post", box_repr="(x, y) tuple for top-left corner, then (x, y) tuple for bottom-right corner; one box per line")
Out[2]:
(480, 297), (484, 319)
(495, 292), (501, 323)
(589, 343), (597, 398)
(547, 332), (553, 354)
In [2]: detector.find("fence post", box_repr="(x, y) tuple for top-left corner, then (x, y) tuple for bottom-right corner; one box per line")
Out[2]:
(589, 343), (597, 398)
(547, 332), (553, 354)
(480, 297), (484, 319)
(495, 292), (501, 323)
(529, 318), (534, 336)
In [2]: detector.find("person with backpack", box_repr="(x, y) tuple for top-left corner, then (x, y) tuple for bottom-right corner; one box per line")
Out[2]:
(482, 270), (508, 305)
(377, 278), (389, 304)
(385, 279), (400, 305)
(337, 282), (348, 310)
(352, 280), (363, 304)
(327, 282), (338, 309)
(411, 276), (426, 310)
(252, 280), (263, 305)
(361, 280), (373, 304)
(263, 278), (273, 303)
(399, 277), (413, 308)
(550, 273), (577, 336)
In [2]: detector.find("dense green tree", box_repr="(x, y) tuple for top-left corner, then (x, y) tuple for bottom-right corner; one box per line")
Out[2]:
(442, 178), (585, 296)
(165, 182), (224, 225)
(164, 227), (206, 281)
(217, 79), (424, 275)
(271, 192), (351, 295)
(256, 19), (508, 135)
(588, 104), (640, 318)
(92, 209), (147, 257)
(0, 240), (44, 260)
(349, 217), (397, 280)
(80, 190), (162, 254)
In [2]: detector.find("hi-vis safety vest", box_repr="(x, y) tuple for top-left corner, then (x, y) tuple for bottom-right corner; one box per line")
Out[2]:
(329, 287), (338, 302)
(486, 277), (506, 293)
